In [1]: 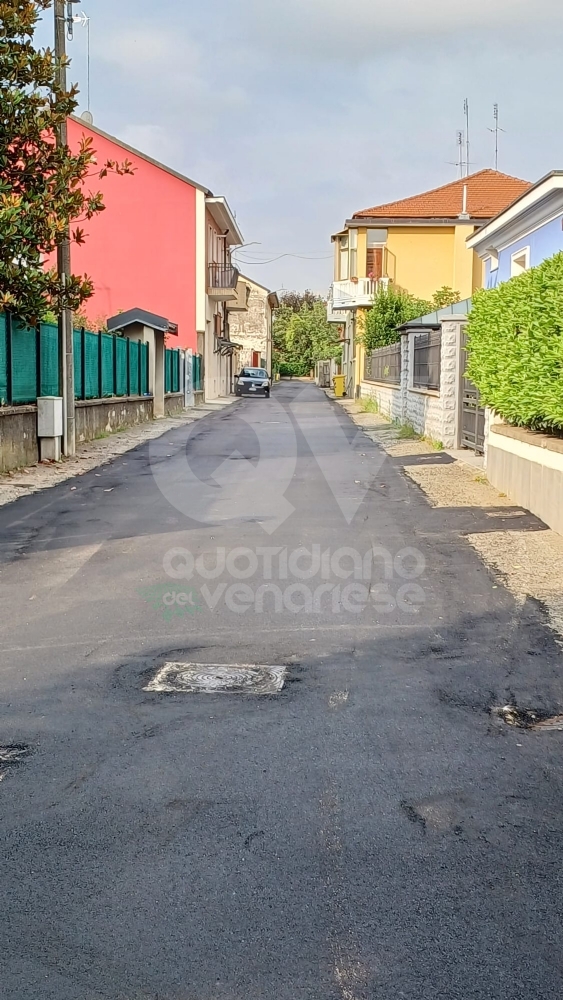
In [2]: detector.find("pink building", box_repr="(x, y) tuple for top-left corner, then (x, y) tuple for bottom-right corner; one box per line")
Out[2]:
(67, 117), (206, 351)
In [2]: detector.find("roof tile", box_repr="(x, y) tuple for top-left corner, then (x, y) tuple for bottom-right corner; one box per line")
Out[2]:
(353, 169), (532, 220)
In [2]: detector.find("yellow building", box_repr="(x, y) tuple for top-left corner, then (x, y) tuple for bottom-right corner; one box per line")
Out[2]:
(328, 169), (531, 394)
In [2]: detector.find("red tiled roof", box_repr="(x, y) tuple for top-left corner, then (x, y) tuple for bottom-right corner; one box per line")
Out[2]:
(353, 169), (532, 221)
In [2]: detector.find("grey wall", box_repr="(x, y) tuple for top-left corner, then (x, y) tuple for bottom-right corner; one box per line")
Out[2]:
(0, 406), (38, 472)
(75, 397), (154, 443)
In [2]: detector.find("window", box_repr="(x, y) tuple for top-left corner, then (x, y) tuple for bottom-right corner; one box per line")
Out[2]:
(366, 229), (387, 279)
(510, 247), (530, 277)
(367, 229), (388, 247)
(349, 229), (357, 278)
(339, 236), (349, 280)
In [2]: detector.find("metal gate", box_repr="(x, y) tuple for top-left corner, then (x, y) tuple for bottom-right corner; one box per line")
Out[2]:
(460, 330), (485, 453)
(318, 361), (332, 388)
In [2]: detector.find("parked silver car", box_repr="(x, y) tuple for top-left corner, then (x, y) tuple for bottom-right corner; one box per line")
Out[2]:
(235, 367), (271, 398)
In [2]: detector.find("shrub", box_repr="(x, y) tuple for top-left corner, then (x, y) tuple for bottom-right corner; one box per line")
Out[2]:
(363, 286), (431, 351)
(278, 359), (309, 377)
(466, 253), (563, 431)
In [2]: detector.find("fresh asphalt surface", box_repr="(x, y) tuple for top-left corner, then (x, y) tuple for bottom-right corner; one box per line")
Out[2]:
(1, 381), (563, 999)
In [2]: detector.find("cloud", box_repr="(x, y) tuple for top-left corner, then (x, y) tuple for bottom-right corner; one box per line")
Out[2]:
(241, 0), (560, 59)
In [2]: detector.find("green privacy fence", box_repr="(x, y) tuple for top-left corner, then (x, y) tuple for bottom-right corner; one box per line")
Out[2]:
(0, 313), (205, 407)
(193, 353), (203, 392)
(0, 314), (60, 405)
(73, 330), (149, 400)
(165, 348), (181, 394)
(0, 312), (149, 406)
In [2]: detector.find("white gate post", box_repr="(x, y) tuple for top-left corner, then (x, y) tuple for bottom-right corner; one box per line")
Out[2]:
(185, 349), (195, 408)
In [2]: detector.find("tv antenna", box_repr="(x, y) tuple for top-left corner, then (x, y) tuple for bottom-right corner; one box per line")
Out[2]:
(70, 10), (91, 113)
(456, 130), (465, 178)
(463, 98), (470, 176)
(488, 104), (505, 170)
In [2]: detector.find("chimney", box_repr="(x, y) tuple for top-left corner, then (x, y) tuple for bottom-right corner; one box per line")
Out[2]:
(459, 183), (470, 220)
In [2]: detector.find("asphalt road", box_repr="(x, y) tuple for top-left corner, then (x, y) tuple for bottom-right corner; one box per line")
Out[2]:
(2, 380), (563, 999)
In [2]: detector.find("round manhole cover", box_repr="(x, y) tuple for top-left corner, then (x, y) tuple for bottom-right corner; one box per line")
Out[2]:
(144, 662), (287, 695)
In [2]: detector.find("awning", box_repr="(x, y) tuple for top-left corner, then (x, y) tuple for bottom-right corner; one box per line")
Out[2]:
(215, 337), (243, 356)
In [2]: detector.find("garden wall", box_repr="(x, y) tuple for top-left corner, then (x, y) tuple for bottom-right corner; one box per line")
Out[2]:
(360, 319), (463, 447)
(75, 396), (154, 443)
(0, 406), (38, 472)
(486, 423), (563, 534)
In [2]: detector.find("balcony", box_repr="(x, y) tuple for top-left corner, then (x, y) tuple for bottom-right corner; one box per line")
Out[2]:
(330, 276), (390, 312)
(227, 278), (251, 312)
(208, 263), (240, 301)
(327, 289), (346, 323)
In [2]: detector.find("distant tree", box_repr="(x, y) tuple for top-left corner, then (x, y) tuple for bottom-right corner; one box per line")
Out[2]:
(431, 286), (460, 309)
(0, 0), (133, 324)
(273, 296), (341, 374)
(278, 289), (319, 313)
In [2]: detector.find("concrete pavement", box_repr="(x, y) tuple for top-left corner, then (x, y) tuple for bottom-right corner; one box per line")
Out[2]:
(1, 381), (563, 998)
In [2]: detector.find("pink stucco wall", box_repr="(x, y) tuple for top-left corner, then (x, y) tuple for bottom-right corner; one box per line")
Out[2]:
(67, 119), (199, 350)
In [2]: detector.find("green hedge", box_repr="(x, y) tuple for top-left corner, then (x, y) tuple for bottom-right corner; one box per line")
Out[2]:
(279, 360), (309, 377)
(466, 252), (563, 431)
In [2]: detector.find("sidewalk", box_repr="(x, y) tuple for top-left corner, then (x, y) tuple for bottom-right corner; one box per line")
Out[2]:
(326, 388), (563, 641)
(0, 398), (236, 509)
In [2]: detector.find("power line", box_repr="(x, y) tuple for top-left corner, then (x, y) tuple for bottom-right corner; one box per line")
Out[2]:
(233, 252), (333, 264)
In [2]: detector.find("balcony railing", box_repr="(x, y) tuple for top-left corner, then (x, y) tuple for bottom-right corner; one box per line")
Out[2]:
(327, 288), (345, 323)
(330, 276), (390, 311)
(208, 263), (239, 291)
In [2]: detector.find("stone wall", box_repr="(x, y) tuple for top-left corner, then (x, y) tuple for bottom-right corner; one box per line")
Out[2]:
(0, 405), (38, 472)
(229, 282), (270, 369)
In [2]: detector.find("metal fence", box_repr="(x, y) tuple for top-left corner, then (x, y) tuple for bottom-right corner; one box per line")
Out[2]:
(193, 353), (203, 392)
(165, 348), (181, 394)
(413, 331), (441, 391)
(0, 312), (206, 407)
(73, 330), (149, 400)
(364, 341), (402, 384)
(0, 315), (60, 405)
(0, 312), (149, 406)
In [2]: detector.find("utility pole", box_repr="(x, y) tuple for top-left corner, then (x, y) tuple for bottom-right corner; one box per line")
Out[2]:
(54, 0), (77, 456)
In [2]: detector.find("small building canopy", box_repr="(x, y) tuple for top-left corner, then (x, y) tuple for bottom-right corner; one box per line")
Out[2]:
(396, 298), (472, 332)
(107, 308), (178, 335)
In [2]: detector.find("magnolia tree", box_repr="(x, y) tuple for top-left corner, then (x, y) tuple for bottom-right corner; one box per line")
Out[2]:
(0, 0), (132, 324)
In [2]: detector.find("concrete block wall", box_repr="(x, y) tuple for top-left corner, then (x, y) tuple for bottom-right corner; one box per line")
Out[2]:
(75, 397), (154, 443)
(360, 381), (402, 422)
(0, 406), (38, 472)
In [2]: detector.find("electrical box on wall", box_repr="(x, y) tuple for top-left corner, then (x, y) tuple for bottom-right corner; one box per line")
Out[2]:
(37, 397), (63, 439)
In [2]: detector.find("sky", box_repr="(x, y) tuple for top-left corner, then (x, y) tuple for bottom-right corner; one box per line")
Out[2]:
(37, 0), (563, 294)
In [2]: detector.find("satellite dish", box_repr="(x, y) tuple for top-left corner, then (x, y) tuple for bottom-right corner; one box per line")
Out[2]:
(81, 110), (94, 125)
